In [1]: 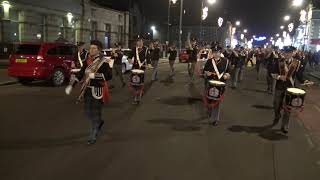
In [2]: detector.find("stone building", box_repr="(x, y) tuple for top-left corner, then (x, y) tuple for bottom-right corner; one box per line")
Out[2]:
(0, 0), (129, 58)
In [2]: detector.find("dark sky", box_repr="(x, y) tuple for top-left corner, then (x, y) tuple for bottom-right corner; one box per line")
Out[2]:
(141, 0), (306, 37)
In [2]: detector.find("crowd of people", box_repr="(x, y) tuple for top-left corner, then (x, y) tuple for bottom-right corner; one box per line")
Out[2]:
(64, 38), (315, 145)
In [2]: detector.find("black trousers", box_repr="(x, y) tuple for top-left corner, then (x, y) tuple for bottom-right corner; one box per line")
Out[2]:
(84, 89), (103, 133)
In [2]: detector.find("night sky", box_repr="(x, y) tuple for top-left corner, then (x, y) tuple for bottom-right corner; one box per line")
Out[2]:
(141, 0), (309, 37)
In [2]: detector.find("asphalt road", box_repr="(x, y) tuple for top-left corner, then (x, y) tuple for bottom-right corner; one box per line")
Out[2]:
(0, 62), (320, 180)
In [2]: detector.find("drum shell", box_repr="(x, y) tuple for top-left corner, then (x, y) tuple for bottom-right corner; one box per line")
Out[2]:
(130, 72), (144, 85)
(285, 92), (305, 108)
(206, 83), (225, 100)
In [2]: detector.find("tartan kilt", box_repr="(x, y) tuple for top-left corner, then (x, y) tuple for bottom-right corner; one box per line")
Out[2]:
(84, 89), (102, 122)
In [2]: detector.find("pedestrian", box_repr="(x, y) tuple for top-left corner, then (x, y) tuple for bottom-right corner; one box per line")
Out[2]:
(271, 46), (312, 134)
(168, 44), (178, 77)
(256, 47), (264, 80)
(231, 47), (245, 89)
(151, 41), (161, 81)
(186, 39), (199, 84)
(65, 40), (113, 145)
(110, 43), (126, 88)
(128, 38), (148, 105)
(265, 48), (279, 94)
(203, 45), (231, 126)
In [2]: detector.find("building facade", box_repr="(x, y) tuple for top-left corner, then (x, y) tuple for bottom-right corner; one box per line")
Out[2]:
(0, 0), (129, 58)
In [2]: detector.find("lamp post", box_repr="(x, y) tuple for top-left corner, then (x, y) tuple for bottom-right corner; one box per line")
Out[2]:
(200, 0), (216, 43)
(178, 0), (184, 51)
(167, 0), (177, 44)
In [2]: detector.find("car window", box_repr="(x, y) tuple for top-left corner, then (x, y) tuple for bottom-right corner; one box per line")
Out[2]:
(47, 47), (60, 55)
(16, 44), (41, 55)
(59, 46), (74, 56)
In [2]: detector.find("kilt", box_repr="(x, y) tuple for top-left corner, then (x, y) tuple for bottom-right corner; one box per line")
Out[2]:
(84, 89), (103, 129)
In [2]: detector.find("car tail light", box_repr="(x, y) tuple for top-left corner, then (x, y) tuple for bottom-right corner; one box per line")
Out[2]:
(36, 55), (44, 62)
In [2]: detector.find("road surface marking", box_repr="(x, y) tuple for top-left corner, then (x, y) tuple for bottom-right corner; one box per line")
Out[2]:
(305, 134), (316, 149)
(314, 105), (320, 113)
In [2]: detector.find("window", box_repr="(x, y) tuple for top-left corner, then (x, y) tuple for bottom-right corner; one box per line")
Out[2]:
(59, 46), (74, 55)
(90, 21), (97, 40)
(16, 44), (41, 55)
(47, 47), (60, 55)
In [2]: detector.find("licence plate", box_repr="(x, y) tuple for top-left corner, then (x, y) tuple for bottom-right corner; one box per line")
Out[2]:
(16, 59), (27, 63)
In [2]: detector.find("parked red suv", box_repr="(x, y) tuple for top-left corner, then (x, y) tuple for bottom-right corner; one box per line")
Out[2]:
(8, 42), (77, 86)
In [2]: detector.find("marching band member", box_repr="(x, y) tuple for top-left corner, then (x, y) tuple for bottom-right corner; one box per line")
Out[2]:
(231, 47), (245, 89)
(203, 45), (231, 126)
(271, 46), (313, 134)
(65, 40), (113, 145)
(110, 43), (126, 88)
(168, 44), (178, 77)
(128, 38), (148, 105)
(150, 41), (161, 81)
(265, 47), (279, 94)
(187, 39), (198, 84)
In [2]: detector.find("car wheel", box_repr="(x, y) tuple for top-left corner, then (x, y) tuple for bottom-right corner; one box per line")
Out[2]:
(18, 78), (33, 85)
(52, 68), (65, 87)
(122, 63), (126, 74)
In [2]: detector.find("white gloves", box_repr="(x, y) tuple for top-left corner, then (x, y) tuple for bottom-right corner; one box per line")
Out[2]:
(89, 73), (95, 79)
(65, 85), (73, 95)
(223, 73), (231, 80)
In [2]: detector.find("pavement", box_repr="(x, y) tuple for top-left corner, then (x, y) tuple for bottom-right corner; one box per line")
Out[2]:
(0, 62), (320, 180)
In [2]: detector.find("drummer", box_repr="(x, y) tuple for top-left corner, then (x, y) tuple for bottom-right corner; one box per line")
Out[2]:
(271, 46), (313, 134)
(203, 45), (231, 126)
(128, 38), (148, 105)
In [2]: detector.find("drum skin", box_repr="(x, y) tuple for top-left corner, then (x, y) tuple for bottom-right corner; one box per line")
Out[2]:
(207, 81), (226, 100)
(285, 88), (306, 108)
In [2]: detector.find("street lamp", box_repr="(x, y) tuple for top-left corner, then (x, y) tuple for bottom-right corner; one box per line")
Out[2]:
(208, 0), (216, 4)
(151, 26), (156, 31)
(235, 21), (240, 26)
(276, 33), (280, 37)
(67, 12), (73, 25)
(292, 0), (303, 7)
(1, 1), (11, 19)
(200, 0), (216, 42)
(280, 26), (285, 30)
(218, 17), (223, 27)
(167, 0), (178, 43)
(288, 23), (294, 33)
(243, 29), (248, 33)
(284, 15), (290, 21)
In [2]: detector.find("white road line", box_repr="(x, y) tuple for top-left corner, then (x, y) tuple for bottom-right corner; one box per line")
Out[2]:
(305, 134), (315, 149)
(314, 105), (320, 113)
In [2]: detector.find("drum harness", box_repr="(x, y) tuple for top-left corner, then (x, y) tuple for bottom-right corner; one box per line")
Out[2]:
(203, 58), (229, 108)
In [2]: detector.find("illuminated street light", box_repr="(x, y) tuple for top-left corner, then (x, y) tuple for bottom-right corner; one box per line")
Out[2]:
(292, 0), (303, 7)
(284, 15), (290, 21)
(218, 17), (223, 27)
(171, 0), (177, 4)
(67, 13), (73, 24)
(208, 0), (216, 4)
(1, 1), (11, 19)
(288, 23), (294, 32)
(243, 29), (248, 33)
(151, 26), (156, 31)
(276, 33), (280, 37)
(280, 26), (285, 30)
(235, 21), (240, 26)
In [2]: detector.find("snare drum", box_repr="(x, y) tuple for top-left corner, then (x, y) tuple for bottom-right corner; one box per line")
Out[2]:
(130, 69), (145, 85)
(207, 80), (226, 100)
(285, 88), (306, 108)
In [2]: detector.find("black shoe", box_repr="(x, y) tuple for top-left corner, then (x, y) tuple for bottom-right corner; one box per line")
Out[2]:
(98, 120), (104, 131)
(272, 118), (279, 126)
(87, 139), (96, 145)
(281, 127), (288, 134)
(211, 122), (218, 126)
